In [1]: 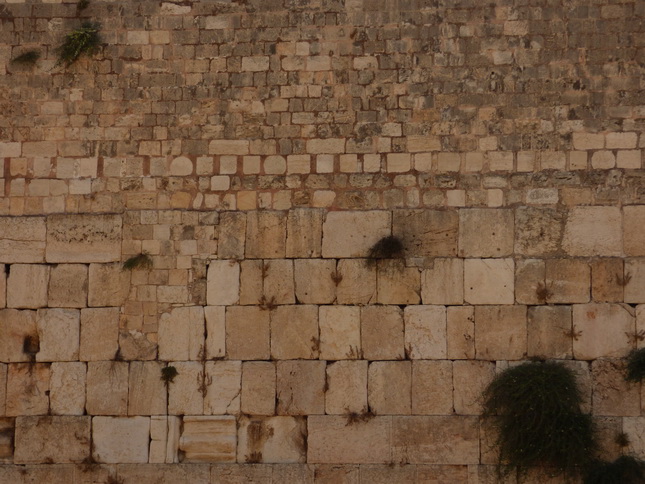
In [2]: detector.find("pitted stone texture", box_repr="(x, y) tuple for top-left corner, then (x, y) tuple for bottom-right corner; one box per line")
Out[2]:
(246, 212), (287, 259)
(120, 330), (158, 361)
(475, 305), (527, 360)
(325, 360), (368, 415)
(404, 305), (447, 359)
(79, 307), (120, 361)
(464, 259), (514, 305)
(226, 306), (270, 360)
(168, 361), (203, 415)
(376, 260), (420, 305)
(92, 416), (150, 463)
(412, 360), (453, 415)
(458, 209), (514, 258)
(14, 416), (90, 464)
(0, 365), (6, 417)
(545, 259), (590, 304)
(393, 209), (459, 257)
(336, 259), (376, 305)
(86, 361), (129, 415)
(0, 309), (38, 363)
(204, 361), (242, 415)
(368, 361), (411, 415)
(421, 258), (463, 305)
(50, 362), (86, 415)
(179, 416), (237, 463)
(36, 309), (80, 362)
(241, 361), (275, 416)
(263, 259), (296, 305)
(562, 207), (622, 257)
(46, 214), (122, 263)
(6, 363), (50, 416)
(237, 416), (306, 463)
(128, 361), (167, 416)
(453, 361), (495, 415)
(6, 264), (49, 309)
(514, 207), (565, 256)
(217, 212), (246, 260)
(286, 209), (324, 258)
(527, 306), (573, 359)
(319, 305), (361, 360)
(47, 264), (88, 308)
(447, 306), (475, 360)
(158, 306), (204, 361)
(322, 211), (391, 258)
(591, 359), (640, 417)
(591, 258), (624, 303)
(0, 417), (11, 462)
(205, 306), (226, 359)
(271, 305), (319, 360)
(277, 360), (326, 416)
(515, 259), (545, 305)
(0, 217), (46, 263)
(625, 259), (645, 304)
(88, 263), (131, 307)
(294, 259), (336, 304)
(361, 306), (404, 360)
(624, 417), (645, 460)
(207, 260), (240, 306)
(572, 304), (634, 360)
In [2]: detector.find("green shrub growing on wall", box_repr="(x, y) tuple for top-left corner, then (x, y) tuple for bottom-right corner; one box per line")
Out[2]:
(55, 21), (101, 67)
(584, 456), (645, 484)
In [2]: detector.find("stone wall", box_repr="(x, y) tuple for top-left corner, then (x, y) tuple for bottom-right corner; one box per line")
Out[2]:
(1, 0), (645, 482)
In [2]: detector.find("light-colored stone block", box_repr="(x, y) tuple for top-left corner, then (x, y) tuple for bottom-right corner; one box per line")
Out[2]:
(14, 416), (90, 464)
(0, 267), (4, 309)
(0, 217), (46, 263)
(624, 417), (645, 460)
(464, 259), (514, 305)
(88, 263), (131, 307)
(205, 306), (226, 359)
(204, 361), (242, 415)
(226, 306), (270, 360)
(404, 305), (447, 359)
(179, 416), (236, 462)
(368, 361), (411, 415)
(591, 258), (624, 303)
(217, 212), (246, 259)
(625, 259), (645, 304)
(0, 364), (6, 416)
(515, 258), (545, 305)
(6, 264), (49, 309)
(92, 416), (150, 463)
(325, 360), (368, 415)
(158, 306), (204, 361)
(361, 306), (404, 360)
(545, 259), (590, 303)
(36, 308), (80, 362)
(453, 360), (495, 415)
(207, 260), (240, 306)
(562, 207), (622, 256)
(319, 305), (362, 360)
(412, 360), (453, 415)
(46, 214), (122, 263)
(128, 361), (167, 415)
(527, 306), (573, 359)
(241, 361), (275, 416)
(277, 361), (326, 416)
(6, 363), (50, 416)
(237, 416), (306, 463)
(271, 305), (319, 360)
(393, 210), (459, 257)
(447, 306), (475, 360)
(79, 307), (120, 361)
(294, 259), (336, 304)
(149, 415), (181, 464)
(475, 305), (527, 360)
(573, 303), (634, 359)
(376, 260), (421, 305)
(514, 207), (565, 256)
(322, 211), (391, 258)
(336, 259), (376, 304)
(286, 209), (324, 258)
(246, 212), (287, 258)
(592, 359), (640, 417)
(50, 362), (86, 415)
(47, 264), (88, 308)
(459, 209), (514, 257)
(239, 260), (263, 305)
(0, 309), (38, 362)
(263, 259), (295, 305)
(421, 258), (463, 305)
(168, 361), (203, 415)
(86, 361), (129, 415)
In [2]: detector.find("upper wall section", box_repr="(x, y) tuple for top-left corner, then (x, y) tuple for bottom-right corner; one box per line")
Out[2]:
(1, 0), (644, 215)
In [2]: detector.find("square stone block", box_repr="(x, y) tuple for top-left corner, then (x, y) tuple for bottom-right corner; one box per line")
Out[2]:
(412, 360), (453, 415)
(625, 259), (645, 304)
(393, 209), (459, 257)
(237, 416), (306, 463)
(515, 259), (545, 305)
(319, 306), (361, 360)
(447, 306), (475, 360)
(322, 211), (391, 258)
(158, 306), (204, 361)
(376, 260), (420, 305)
(46, 214), (122, 263)
(0, 309), (38, 363)
(294, 259), (336, 304)
(7, 264), (49, 309)
(92, 416), (150, 463)
(562, 206), (622, 256)
(88, 263), (131, 307)
(80, 307), (120, 361)
(361, 306), (404, 360)
(0, 217), (46, 263)
(168, 361), (204, 415)
(459, 209), (514, 257)
(286, 208), (323, 258)
(514, 207), (564, 256)
(404, 305), (447, 359)
(86, 361), (128, 415)
(591, 359), (640, 417)
(326, 360), (368, 415)
(207, 260), (240, 306)
(421, 258), (463, 305)
(368, 361), (411, 415)
(241, 361), (275, 416)
(475, 305), (527, 360)
(50, 362), (86, 415)
(527, 305), (573, 359)
(179, 416), (236, 463)
(572, 303), (634, 359)
(36, 308), (80, 362)
(453, 361), (495, 415)
(336, 259), (376, 305)
(14, 416), (90, 464)
(217, 212), (246, 259)
(545, 259), (590, 303)
(591, 258), (624, 303)
(47, 264), (88, 308)
(226, 306), (270, 360)
(6, 363), (50, 416)
(464, 259), (514, 305)
(277, 361), (325, 416)
(204, 361), (242, 415)
(246, 211), (287, 258)
(624, 206), (645, 256)
(128, 361), (167, 416)
(263, 259), (295, 305)
(271, 305), (319, 360)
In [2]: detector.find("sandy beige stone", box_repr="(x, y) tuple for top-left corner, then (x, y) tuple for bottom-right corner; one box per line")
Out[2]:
(0, 309), (38, 363)
(464, 259), (514, 305)
(116, 463), (210, 484)
(336, 259), (376, 304)
(361, 306), (404, 360)
(591, 258), (624, 303)
(625, 258), (645, 304)
(277, 361), (326, 416)
(210, 464), (273, 483)
(237, 416), (306, 463)
(515, 259), (545, 305)
(624, 417), (645, 460)
(204, 361), (242, 415)
(475, 305), (527, 360)
(572, 303), (634, 359)
(421, 258), (463, 305)
(128, 361), (167, 416)
(47, 264), (88, 308)
(545, 259), (590, 304)
(0, 417), (11, 462)
(205, 306), (226, 359)
(47, 214), (122, 263)
(226, 306), (270, 360)
(6, 363), (50, 416)
(404, 305), (447, 359)
(206, 260), (240, 306)
(624, 206), (645, 256)
(263, 259), (295, 304)
(149, 415), (181, 464)
(246, 212), (287, 258)
(562, 206), (622, 256)
(50, 362), (86, 415)
(309, 464), (359, 483)
(356, 464), (417, 483)
(286, 209), (324, 258)
(6, 264), (49, 309)
(453, 360), (495, 415)
(88, 263), (131, 307)
(179, 416), (236, 462)
(447, 306), (475, 360)
(79, 308), (120, 361)
(0, 364), (6, 416)
(514, 207), (564, 256)
(92, 416), (150, 463)
(241, 361), (275, 416)
(416, 465), (469, 483)
(271, 305), (319, 360)
(36, 308), (80, 362)
(393, 209), (459, 257)
(239, 259), (263, 305)
(0, 267), (4, 309)
(325, 360), (368, 415)
(319, 306), (361, 360)
(272, 464), (315, 483)
(14, 416), (90, 464)
(158, 306), (204, 361)
(322, 211), (391, 258)
(591, 359), (640, 416)
(459, 209), (513, 257)
(411, 360), (453, 415)
(294, 259), (336, 304)
(168, 361), (203, 415)
(86, 361), (128, 415)
(527, 306), (573, 359)
(217, 212), (246, 259)
(368, 361), (411, 415)
(0, 217), (46, 263)
(376, 260), (420, 304)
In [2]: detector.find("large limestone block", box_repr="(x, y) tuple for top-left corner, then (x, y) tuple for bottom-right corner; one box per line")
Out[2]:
(205, 306), (226, 359)
(6, 264), (49, 309)
(263, 259), (295, 304)
(624, 417), (645, 460)
(92, 416), (150, 463)
(149, 415), (181, 464)
(47, 264), (88, 308)
(50, 362), (86, 415)
(271, 305), (319, 360)
(307, 416), (392, 464)
(458, 209), (514, 258)
(0, 364), (5, 416)
(591, 258), (624, 302)
(319, 306), (361, 360)
(36, 308), (80, 361)
(117, 464), (210, 484)
(376, 260), (420, 305)
(514, 207), (564, 256)
(0, 267), (4, 309)
(391, 416), (479, 464)
(322, 211), (391, 258)
(453, 361), (495, 415)
(226, 306), (270, 360)
(392, 209), (459, 257)
(86, 361), (128, 415)
(239, 260), (263, 305)
(128, 361), (167, 416)
(361, 306), (404, 360)
(475, 305), (527, 360)
(46, 214), (122, 263)
(168, 361), (204, 415)
(464, 259), (514, 305)
(158, 306), (204, 361)
(368, 361), (411, 415)
(545, 259), (590, 303)
(336, 259), (376, 304)
(591, 359), (640, 417)
(325, 360), (368, 414)
(79, 307), (120, 361)
(14, 416), (90, 464)
(241, 361), (275, 416)
(179, 416), (236, 462)
(404, 305), (447, 359)
(294, 259), (336, 304)
(207, 260), (240, 306)
(88, 263), (131, 307)
(421, 258), (463, 305)
(562, 207), (622, 256)
(204, 361), (242, 415)
(277, 361), (326, 416)
(6, 363), (50, 416)
(286, 209), (324, 258)
(447, 306), (475, 360)
(119, 329), (158, 361)
(515, 259), (545, 305)
(624, 206), (645, 256)
(0, 217), (46, 263)
(572, 304), (634, 359)
(411, 360), (453, 415)
(625, 259), (645, 304)
(245, 212), (287, 259)
(237, 416), (306, 463)
(0, 309), (38, 362)
(527, 306), (573, 359)
(217, 212), (246, 259)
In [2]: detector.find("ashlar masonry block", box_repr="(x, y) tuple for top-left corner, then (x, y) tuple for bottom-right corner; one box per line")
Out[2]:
(36, 308), (80, 362)
(286, 208), (323, 258)
(237, 416), (306, 463)
(88, 263), (131, 307)
(128, 361), (167, 416)
(475, 305), (527, 360)
(573, 303), (634, 359)
(361, 306), (404, 360)
(515, 259), (545, 305)
(404, 305), (447, 359)
(179, 416), (236, 462)
(49, 362), (86, 415)
(625, 259), (645, 304)
(204, 361), (242, 415)
(625, 206), (645, 256)
(322, 211), (391, 258)
(458, 209), (514, 257)
(591, 258), (624, 302)
(562, 207), (622, 257)
(421, 258), (463, 305)
(412, 360), (453, 415)
(0, 217), (46, 263)
(545, 259), (590, 304)
(246, 212), (287, 259)
(241, 361), (275, 416)
(325, 360), (368, 415)
(0, 364), (6, 416)
(271, 305), (319, 360)
(376, 260), (420, 305)
(92, 416), (150, 463)
(0, 309), (38, 363)
(527, 306), (573, 359)
(464, 258), (514, 305)
(453, 360), (495, 415)
(168, 361), (203, 415)
(226, 306), (270, 360)
(217, 212), (246, 260)
(80, 307), (120, 361)
(158, 306), (204, 361)
(149, 415), (181, 464)
(6, 264), (49, 309)
(207, 260), (240, 306)
(392, 210), (459, 257)
(239, 260), (263, 305)
(591, 359), (640, 417)
(0, 267), (4, 309)
(514, 207), (565, 256)
(263, 259), (295, 305)
(336, 259), (376, 305)
(14, 416), (90, 464)
(6, 363), (50, 416)
(86, 361), (128, 416)
(47, 264), (88, 308)
(294, 259), (336, 304)
(447, 306), (475, 360)
(368, 361), (411, 415)
(205, 306), (226, 359)
(319, 305), (361, 360)
(277, 360), (326, 416)
(46, 214), (122, 263)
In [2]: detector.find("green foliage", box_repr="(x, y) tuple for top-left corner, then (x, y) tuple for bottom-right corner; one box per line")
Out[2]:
(625, 348), (645, 382)
(160, 366), (178, 386)
(55, 21), (101, 68)
(482, 361), (596, 480)
(367, 235), (404, 264)
(122, 252), (153, 271)
(77, 0), (90, 12)
(11, 50), (41, 66)
(584, 456), (645, 484)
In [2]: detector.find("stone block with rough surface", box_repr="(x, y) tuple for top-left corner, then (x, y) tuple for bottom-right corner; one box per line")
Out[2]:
(393, 210), (458, 257)
(319, 305), (361, 360)
(376, 260), (420, 305)
(474, 305), (527, 360)
(79, 307), (120, 361)
(158, 306), (204, 361)
(361, 306), (404, 360)
(6, 264), (49, 309)
(36, 309), (80, 362)
(237, 416), (306, 463)
(421, 258), (463, 305)
(6, 363), (50, 416)
(179, 416), (236, 463)
(368, 361), (411, 415)
(14, 416), (90, 464)
(325, 360), (368, 415)
(562, 207), (622, 257)
(453, 361), (495, 415)
(49, 362), (86, 415)
(572, 303), (634, 359)
(0, 217), (46, 263)
(207, 260), (240, 306)
(459, 209), (514, 258)
(47, 264), (88, 308)
(92, 416), (150, 463)
(204, 361), (242, 415)
(46, 214), (122, 263)
(277, 361), (326, 416)
(294, 259), (336, 304)
(226, 306), (270, 360)
(86, 361), (129, 415)
(271, 305), (319, 360)
(412, 360), (453, 415)
(128, 361), (167, 416)
(336, 259), (376, 304)
(0, 309), (38, 363)
(286, 209), (323, 258)
(527, 306), (573, 359)
(88, 263), (131, 307)
(322, 211), (391, 258)
(241, 361), (275, 416)
(464, 259), (514, 305)
(404, 305), (447, 359)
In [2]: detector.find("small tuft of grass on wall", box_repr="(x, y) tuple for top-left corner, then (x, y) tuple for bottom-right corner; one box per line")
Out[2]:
(55, 21), (101, 68)
(122, 252), (153, 271)
(584, 456), (645, 484)
(11, 50), (41, 66)
(625, 347), (645, 383)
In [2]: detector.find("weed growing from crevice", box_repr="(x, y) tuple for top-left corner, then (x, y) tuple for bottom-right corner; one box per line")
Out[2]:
(160, 366), (178, 387)
(11, 50), (41, 66)
(584, 456), (645, 484)
(22, 335), (40, 363)
(122, 252), (153, 271)
(76, 0), (90, 12)
(366, 235), (404, 266)
(344, 408), (375, 426)
(55, 21), (101, 68)
(625, 347), (645, 383)
(615, 432), (630, 448)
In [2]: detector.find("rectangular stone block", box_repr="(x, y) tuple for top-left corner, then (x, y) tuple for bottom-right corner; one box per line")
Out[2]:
(528, 306), (573, 359)
(573, 303), (634, 359)
(7, 264), (49, 309)
(0, 309), (38, 363)
(563, 207), (622, 256)
(36, 308), (80, 362)
(168, 361), (204, 415)
(241, 361), (275, 416)
(92, 416), (150, 463)
(207, 260), (240, 305)
(47, 264), (88, 308)
(6, 363), (50, 416)
(515, 258), (545, 305)
(545, 259), (590, 303)
(393, 210), (458, 257)
(79, 307), (120, 361)
(514, 207), (565, 256)
(336, 259), (376, 305)
(625, 259), (645, 304)
(14, 416), (90, 464)
(412, 360), (453, 415)
(0, 217), (46, 263)
(237, 416), (306, 463)
(322, 211), (391, 258)
(368, 361), (411, 415)
(239, 260), (263, 305)
(88, 263), (131, 307)
(50, 362), (86, 415)
(591, 258), (624, 303)
(158, 306), (204, 361)
(625, 206), (645, 256)
(271, 305), (319, 360)
(0, 417), (12, 463)
(263, 259), (295, 304)
(86, 361), (128, 415)
(592, 359), (640, 417)
(128, 361), (167, 416)
(447, 306), (475, 360)
(0, 267), (4, 309)
(246, 212), (287, 259)
(474, 305), (527, 360)
(464, 259), (514, 305)
(453, 361), (495, 415)
(46, 214), (122, 263)
(205, 306), (226, 359)
(376, 260), (420, 305)
(404, 305), (447, 359)
(459, 209), (514, 257)
(204, 361), (242, 415)
(286, 209), (323, 258)
(325, 360), (368, 415)
(277, 361), (326, 416)
(179, 416), (236, 462)
(149, 415), (181, 464)
(217, 212), (246, 259)
(422, 258), (463, 305)
(0, 365), (5, 416)
(294, 259), (336, 304)
(226, 306), (270, 360)
(319, 306), (361, 360)
(361, 306), (404, 360)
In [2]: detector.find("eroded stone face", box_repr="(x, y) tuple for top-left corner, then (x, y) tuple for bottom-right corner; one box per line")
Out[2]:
(573, 303), (634, 360)
(237, 416), (306, 463)
(14, 416), (90, 464)
(321, 211), (391, 258)
(179, 416), (236, 463)
(0, 217), (46, 263)
(92, 416), (150, 463)
(562, 207), (622, 257)
(46, 214), (123, 263)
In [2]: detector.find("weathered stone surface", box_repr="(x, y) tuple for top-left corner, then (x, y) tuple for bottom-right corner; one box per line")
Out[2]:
(421, 258), (463, 305)
(277, 361), (326, 416)
(404, 305), (446, 359)
(416, 465), (470, 483)
(368, 361), (411, 415)
(515, 259), (545, 305)
(336, 259), (376, 304)
(393, 209), (459, 257)
(514, 207), (564, 256)
(0, 417), (12, 463)
(179, 416), (236, 463)
(322, 211), (391, 258)
(624, 206), (645, 256)
(446, 306), (475, 360)
(591, 258), (624, 303)
(150, 415), (181, 464)
(272, 464), (315, 483)
(0, 365), (6, 417)
(474, 305), (527, 360)
(623, 417), (645, 460)
(545, 259), (590, 304)
(92, 416), (150, 463)
(119, 329), (158, 361)
(6, 363), (50, 416)
(50, 362), (86, 415)
(205, 306), (226, 359)
(204, 361), (242, 415)
(168, 361), (203, 415)
(36, 309), (80, 362)
(271, 305), (319, 359)
(359, 464), (417, 483)
(307, 416), (391, 464)
(294, 259), (336, 304)
(87, 263), (131, 307)
(0, 309), (38, 363)
(464, 259), (514, 305)
(237, 416), (306, 463)
(46, 214), (122, 263)
(117, 464), (210, 484)
(319, 306), (361, 360)
(527, 306), (572, 359)
(325, 360), (368, 415)
(0, 217), (46, 263)
(411, 360), (453, 415)
(459, 209), (514, 257)
(263, 259), (295, 304)
(128, 361), (167, 416)
(239, 260), (263, 305)
(591, 359), (640, 417)
(453, 361), (495, 415)
(6, 264), (49, 309)
(217, 212), (246, 259)
(361, 306), (404, 360)
(310, 464), (359, 483)
(286, 209), (324, 258)
(210, 464), (272, 483)
(47, 264), (88, 308)
(207, 260), (240, 306)
(226, 306), (270, 360)
(241, 361), (275, 416)
(158, 306), (204, 361)
(246, 212), (287, 258)
(376, 260), (420, 304)
(14, 416), (90, 464)
(572, 303), (634, 359)
(0, 267), (4, 309)
(562, 207), (622, 256)
(86, 361), (128, 415)
(625, 258), (645, 304)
